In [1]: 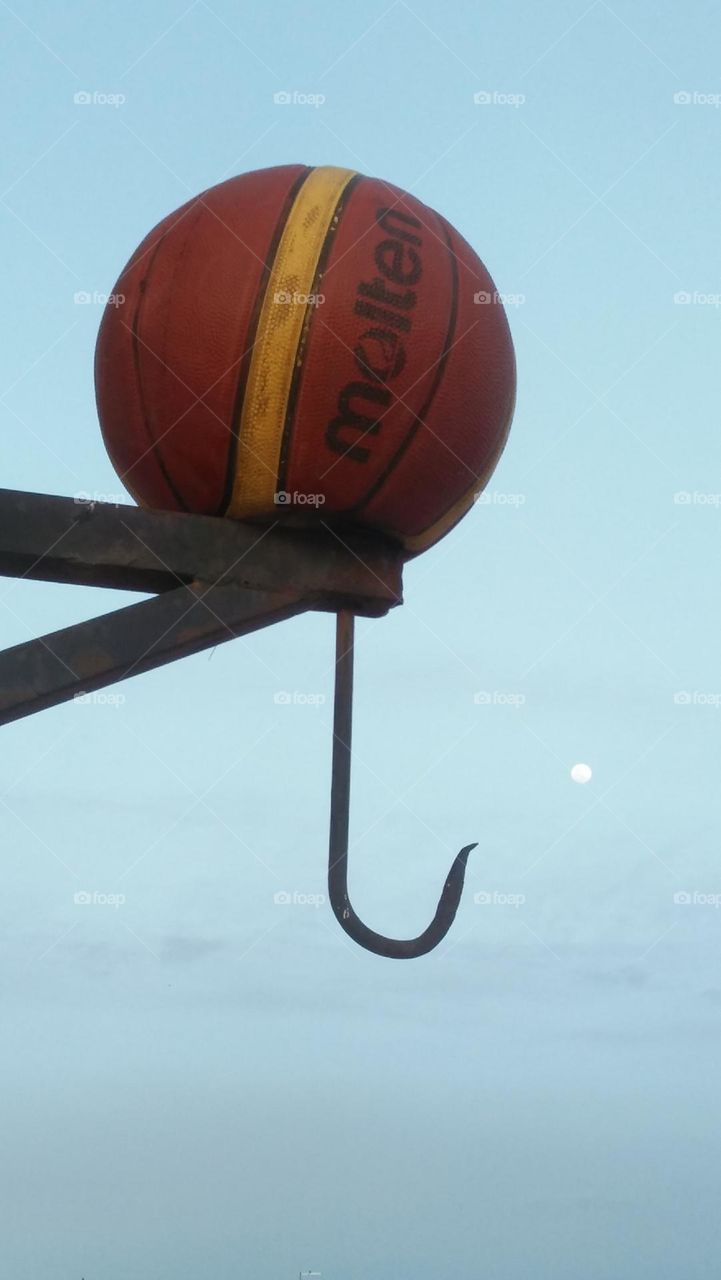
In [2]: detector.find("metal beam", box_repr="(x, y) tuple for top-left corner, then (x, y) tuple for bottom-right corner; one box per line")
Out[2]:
(0, 488), (405, 727)
(0, 488), (403, 615)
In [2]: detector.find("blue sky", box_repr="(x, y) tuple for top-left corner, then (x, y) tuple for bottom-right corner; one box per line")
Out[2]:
(1, 0), (720, 1276)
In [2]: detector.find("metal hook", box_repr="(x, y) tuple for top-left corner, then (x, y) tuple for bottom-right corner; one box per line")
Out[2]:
(328, 609), (477, 959)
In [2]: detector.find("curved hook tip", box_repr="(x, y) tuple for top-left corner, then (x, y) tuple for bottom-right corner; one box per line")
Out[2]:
(330, 841), (479, 960)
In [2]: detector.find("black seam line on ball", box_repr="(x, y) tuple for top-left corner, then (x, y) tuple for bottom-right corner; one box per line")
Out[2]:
(215, 166), (314, 517)
(275, 172), (364, 495)
(408, 316), (517, 548)
(131, 221), (194, 513)
(351, 208), (459, 517)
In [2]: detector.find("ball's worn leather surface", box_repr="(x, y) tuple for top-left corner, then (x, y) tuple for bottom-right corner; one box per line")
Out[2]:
(95, 164), (516, 554)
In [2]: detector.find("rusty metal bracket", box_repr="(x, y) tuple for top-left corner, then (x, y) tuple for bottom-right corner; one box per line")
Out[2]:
(0, 488), (403, 727)
(0, 489), (475, 960)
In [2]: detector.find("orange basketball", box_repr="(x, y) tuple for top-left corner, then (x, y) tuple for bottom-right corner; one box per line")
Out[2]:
(95, 164), (516, 555)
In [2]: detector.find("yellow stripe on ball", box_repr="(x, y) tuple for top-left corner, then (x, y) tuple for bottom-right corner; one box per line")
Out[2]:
(227, 165), (357, 519)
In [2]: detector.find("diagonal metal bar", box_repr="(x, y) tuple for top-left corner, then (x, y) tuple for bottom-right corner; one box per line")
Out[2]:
(0, 581), (307, 727)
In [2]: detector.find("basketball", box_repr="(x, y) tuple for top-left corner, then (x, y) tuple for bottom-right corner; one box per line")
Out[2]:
(95, 164), (516, 555)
